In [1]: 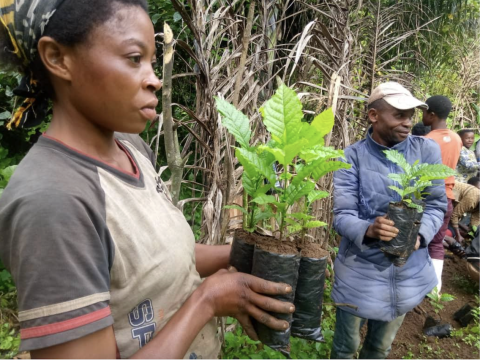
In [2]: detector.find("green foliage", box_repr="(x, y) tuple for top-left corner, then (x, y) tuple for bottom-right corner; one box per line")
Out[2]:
(216, 84), (350, 240)
(426, 287), (456, 314)
(452, 296), (480, 350)
(384, 150), (456, 212)
(0, 323), (20, 359)
(0, 258), (18, 360)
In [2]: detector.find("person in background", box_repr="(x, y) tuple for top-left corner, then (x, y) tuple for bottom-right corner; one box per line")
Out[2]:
(421, 95), (462, 293)
(455, 129), (480, 183)
(411, 122), (431, 136)
(332, 82), (445, 359)
(450, 177), (480, 244)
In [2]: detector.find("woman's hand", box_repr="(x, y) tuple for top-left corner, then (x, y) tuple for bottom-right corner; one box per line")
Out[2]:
(198, 268), (295, 340)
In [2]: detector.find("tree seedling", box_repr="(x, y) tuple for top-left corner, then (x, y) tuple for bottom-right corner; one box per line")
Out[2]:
(217, 83), (350, 242)
(383, 149), (457, 212)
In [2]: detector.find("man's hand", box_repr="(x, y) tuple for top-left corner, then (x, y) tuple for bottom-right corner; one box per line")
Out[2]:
(453, 226), (465, 244)
(365, 215), (399, 241)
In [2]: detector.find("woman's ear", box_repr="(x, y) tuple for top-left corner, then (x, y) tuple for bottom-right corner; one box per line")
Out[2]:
(37, 36), (73, 81)
(368, 108), (378, 124)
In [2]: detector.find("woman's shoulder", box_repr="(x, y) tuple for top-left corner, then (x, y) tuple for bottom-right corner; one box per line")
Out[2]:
(0, 138), (105, 211)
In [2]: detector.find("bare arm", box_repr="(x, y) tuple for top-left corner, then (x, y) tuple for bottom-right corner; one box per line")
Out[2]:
(32, 270), (294, 359)
(195, 244), (231, 277)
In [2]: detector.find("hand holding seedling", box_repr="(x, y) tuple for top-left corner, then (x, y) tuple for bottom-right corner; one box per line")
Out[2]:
(199, 269), (295, 340)
(366, 215), (399, 241)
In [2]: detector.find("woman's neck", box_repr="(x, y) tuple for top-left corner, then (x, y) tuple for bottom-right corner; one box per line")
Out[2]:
(46, 102), (134, 172)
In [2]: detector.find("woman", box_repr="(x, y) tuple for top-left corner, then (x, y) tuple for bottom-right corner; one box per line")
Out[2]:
(0, 1), (294, 358)
(455, 129), (480, 183)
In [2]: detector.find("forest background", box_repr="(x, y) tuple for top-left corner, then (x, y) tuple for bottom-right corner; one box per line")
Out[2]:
(0, 0), (479, 358)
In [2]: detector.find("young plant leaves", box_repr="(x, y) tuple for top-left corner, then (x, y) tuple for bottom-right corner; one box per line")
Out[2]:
(216, 97), (251, 148)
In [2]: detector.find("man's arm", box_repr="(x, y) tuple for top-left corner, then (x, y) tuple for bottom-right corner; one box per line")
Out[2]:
(195, 244), (231, 277)
(333, 151), (389, 250)
(418, 141), (447, 247)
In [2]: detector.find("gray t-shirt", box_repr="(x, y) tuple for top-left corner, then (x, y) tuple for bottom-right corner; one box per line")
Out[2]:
(0, 134), (220, 358)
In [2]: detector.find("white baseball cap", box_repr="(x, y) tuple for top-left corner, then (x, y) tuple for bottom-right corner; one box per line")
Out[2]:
(368, 82), (428, 110)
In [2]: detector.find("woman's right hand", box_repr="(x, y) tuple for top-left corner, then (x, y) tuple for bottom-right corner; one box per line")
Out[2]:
(198, 268), (295, 341)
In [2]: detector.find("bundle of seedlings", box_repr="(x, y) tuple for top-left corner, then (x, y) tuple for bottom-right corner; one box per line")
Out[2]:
(382, 149), (456, 266)
(216, 84), (350, 352)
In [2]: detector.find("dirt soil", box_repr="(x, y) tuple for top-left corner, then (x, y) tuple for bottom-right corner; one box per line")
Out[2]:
(234, 228), (259, 245)
(387, 254), (479, 359)
(255, 236), (298, 255)
(298, 241), (329, 258)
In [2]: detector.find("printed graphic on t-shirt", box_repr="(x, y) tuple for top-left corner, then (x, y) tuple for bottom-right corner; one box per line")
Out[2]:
(128, 299), (157, 348)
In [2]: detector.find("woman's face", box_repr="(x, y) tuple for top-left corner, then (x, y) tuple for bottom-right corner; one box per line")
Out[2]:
(461, 132), (475, 149)
(67, 5), (161, 134)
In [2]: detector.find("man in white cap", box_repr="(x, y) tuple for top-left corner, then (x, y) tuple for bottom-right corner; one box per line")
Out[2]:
(331, 82), (446, 358)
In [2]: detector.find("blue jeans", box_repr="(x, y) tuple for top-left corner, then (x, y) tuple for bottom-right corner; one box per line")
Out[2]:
(331, 308), (405, 359)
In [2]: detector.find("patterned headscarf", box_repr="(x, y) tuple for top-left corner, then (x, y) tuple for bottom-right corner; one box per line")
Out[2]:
(0, 0), (66, 129)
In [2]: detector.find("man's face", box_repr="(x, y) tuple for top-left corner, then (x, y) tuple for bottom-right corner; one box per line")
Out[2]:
(422, 109), (434, 126)
(369, 100), (415, 147)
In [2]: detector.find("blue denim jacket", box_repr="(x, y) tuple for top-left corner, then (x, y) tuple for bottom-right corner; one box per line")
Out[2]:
(332, 129), (446, 321)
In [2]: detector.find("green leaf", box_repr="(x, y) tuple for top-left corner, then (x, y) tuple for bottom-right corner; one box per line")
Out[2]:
(253, 207), (274, 224)
(305, 220), (328, 228)
(284, 181), (315, 206)
(383, 149), (411, 174)
(295, 122), (325, 147)
(405, 201), (424, 213)
(279, 172), (293, 181)
(311, 107), (334, 137)
(308, 190), (330, 203)
(311, 161), (351, 182)
(415, 164), (457, 181)
(259, 139), (307, 167)
(287, 224), (303, 234)
(261, 83), (303, 144)
(0, 165), (16, 182)
(236, 148), (276, 185)
(253, 183), (273, 198)
(440, 293), (455, 302)
(285, 217), (300, 225)
(272, 201), (288, 213)
(173, 11), (182, 22)
(293, 159), (350, 185)
(289, 212), (314, 221)
(387, 173), (407, 185)
(388, 185), (404, 197)
(299, 146), (345, 163)
(216, 97), (251, 148)
(251, 194), (276, 205)
(224, 205), (248, 215)
(242, 171), (262, 197)
(151, 13), (161, 24)
(0, 111), (11, 120)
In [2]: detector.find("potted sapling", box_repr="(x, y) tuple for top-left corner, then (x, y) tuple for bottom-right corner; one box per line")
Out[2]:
(216, 84), (350, 352)
(382, 149), (456, 266)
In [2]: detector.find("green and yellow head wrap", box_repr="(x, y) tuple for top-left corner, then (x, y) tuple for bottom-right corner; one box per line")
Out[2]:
(0, 0), (66, 129)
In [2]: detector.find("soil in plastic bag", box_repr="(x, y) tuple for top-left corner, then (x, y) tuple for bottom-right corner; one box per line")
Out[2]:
(291, 242), (328, 342)
(382, 202), (424, 266)
(229, 229), (256, 274)
(251, 240), (300, 355)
